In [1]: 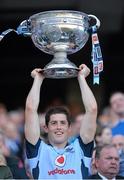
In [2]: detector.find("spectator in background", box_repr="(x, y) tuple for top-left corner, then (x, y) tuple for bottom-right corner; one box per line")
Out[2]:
(112, 135), (124, 152)
(8, 109), (24, 134)
(97, 106), (112, 127)
(88, 144), (124, 179)
(110, 92), (124, 135)
(0, 129), (29, 179)
(6, 155), (29, 179)
(0, 103), (7, 114)
(0, 104), (8, 130)
(0, 107), (30, 179)
(99, 127), (112, 145)
(0, 130), (10, 157)
(4, 121), (21, 156)
(95, 126), (112, 146)
(69, 112), (84, 143)
(0, 152), (13, 179)
(39, 113), (48, 143)
(0, 151), (6, 165)
(112, 135), (124, 177)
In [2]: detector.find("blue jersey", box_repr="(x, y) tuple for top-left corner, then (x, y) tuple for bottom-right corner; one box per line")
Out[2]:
(26, 137), (94, 179)
(111, 121), (124, 136)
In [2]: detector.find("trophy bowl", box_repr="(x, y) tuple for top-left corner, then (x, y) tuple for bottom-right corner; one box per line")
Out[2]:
(29, 10), (99, 78)
(30, 10), (91, 55)
(0, 10), (100, 79)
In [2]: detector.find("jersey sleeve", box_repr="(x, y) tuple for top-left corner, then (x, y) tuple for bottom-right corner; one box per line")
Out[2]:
(25, 138), (41, 159)
(77, 136), (94, 158)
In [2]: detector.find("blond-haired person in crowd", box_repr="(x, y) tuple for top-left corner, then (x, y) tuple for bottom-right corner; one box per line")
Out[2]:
(0, 152), (13, 179)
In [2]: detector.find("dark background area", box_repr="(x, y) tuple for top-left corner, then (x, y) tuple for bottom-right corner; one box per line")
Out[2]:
(0, 0), (124, 113)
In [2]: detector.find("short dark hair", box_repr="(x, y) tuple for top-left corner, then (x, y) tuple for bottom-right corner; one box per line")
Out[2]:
(95, 144), (116, 159)
(45, 106), (71, 127)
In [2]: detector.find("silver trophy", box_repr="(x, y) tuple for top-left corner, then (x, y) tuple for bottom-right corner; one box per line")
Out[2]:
(0, 10), (101, 79)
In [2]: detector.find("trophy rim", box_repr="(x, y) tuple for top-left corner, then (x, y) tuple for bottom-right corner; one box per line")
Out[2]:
(29, 10), (89, 20)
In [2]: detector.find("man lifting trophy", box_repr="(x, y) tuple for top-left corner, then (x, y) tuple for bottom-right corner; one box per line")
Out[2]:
(0, 11), (101, 179)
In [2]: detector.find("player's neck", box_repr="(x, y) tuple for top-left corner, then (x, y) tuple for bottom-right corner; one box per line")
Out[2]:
(49, 140), (68, 149)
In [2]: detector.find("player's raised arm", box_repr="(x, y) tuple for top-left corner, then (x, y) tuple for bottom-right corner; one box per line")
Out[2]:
(78, 64), (97, 144)
(24, 68), (44, 145)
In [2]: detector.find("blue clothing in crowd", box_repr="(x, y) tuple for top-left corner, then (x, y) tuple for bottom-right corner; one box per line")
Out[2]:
(111, 120), (124, 136)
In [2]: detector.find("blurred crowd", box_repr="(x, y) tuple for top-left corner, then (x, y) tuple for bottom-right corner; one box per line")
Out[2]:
(0, 91), (124, 179)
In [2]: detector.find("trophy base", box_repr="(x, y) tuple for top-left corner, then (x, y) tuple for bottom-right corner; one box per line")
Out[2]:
(43, 52), (79, 79)
(43, 66), (79, 79)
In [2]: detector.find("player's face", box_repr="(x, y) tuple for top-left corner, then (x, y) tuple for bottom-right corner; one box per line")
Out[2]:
(46, 113), (70, 148)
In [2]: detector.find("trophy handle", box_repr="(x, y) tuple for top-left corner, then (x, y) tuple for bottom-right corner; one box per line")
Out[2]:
(0, 19), (31, 42)
(88, 15), (100, 29)
(17, 20), (31, 36)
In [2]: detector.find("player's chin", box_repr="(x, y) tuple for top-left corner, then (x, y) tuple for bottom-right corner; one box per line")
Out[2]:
(55, 137), (67, 143)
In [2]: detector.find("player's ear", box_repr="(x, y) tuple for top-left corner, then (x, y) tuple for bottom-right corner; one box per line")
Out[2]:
(44, 125), (49, 133)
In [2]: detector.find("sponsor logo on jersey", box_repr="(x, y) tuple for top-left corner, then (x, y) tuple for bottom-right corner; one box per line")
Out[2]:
(48, 168), (75, 175)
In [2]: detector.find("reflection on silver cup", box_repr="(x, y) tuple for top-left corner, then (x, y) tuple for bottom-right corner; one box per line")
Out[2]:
(0, 10), (101, 79)
(27, 10), (100, 78)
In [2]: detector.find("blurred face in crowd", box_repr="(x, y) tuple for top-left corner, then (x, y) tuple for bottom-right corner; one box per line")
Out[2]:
(45, 113), (70, 148)
(70, 113), (84, 136)
(0, 153), (6, 165)
(0, 113), (8, 129)
(39, 113), (46, 132)
(98, 107), (112, 126)
(110, 92), (124, 117)
(9, 110), (24, 126)
(0, 133), (4, 147)
(0, 133), (10, 156)
(4, 121), (20, 140)
(96, 147), (120, 179)
(101, 127), (112, 145)
(112, 135), (124, 152)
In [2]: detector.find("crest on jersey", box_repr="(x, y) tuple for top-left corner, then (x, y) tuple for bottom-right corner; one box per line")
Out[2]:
(55, 155), (66, 167)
